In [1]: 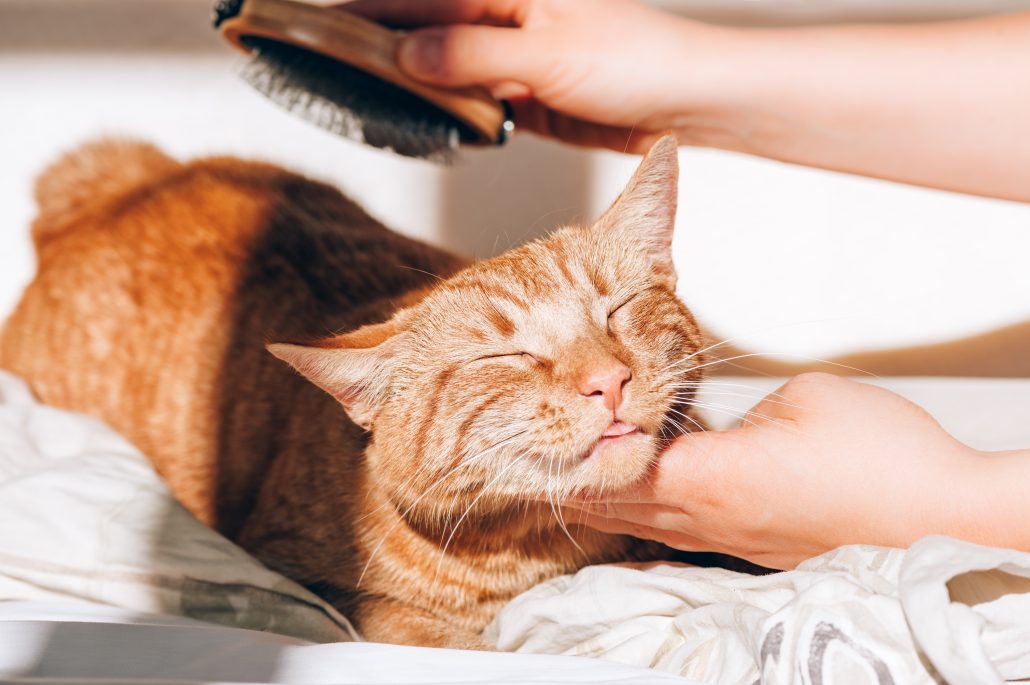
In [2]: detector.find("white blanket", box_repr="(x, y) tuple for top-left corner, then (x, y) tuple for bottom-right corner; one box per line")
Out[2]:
(486, 377), (1030, 684)
(487, 539), (1030, 684)
(3, 370), (1030, 684)
(0, 371), (356, 644)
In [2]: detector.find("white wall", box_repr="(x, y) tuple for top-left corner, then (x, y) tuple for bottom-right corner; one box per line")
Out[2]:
(2, 0), (1029, 371)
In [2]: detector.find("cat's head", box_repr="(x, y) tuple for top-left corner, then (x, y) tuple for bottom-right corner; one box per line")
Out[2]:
(270, 136), (703, 516)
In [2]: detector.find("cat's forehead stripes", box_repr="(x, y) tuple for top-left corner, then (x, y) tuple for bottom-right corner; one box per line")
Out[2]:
(420, 232), (641, 350)
(459, 280), (530, 311)
(485, 303), (516, 337)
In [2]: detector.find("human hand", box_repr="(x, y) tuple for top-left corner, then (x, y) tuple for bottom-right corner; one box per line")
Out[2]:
(343, 0), (736, 152)
(563, 373), (986, 570)
(344, 3), (1030, 199)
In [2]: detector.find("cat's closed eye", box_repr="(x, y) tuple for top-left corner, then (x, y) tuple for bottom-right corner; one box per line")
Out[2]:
(473, 352), (539, 365)
(607, 294), (637, 319)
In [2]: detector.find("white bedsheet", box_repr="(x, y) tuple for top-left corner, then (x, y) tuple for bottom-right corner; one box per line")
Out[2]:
(0, 371), (356, 644)
(488, 538), (1030, 684)
(0, 600), (696, 685)
(2, 370), (1030, 684)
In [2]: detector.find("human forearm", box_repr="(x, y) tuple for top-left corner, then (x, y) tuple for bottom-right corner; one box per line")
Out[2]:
(349, 1), (1030, 199)
(679, 12), (1030, 201)
(955, 448), (1030, 550)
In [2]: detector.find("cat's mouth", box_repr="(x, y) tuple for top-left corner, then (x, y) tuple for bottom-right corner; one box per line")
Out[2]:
(583, 421), (640, 460)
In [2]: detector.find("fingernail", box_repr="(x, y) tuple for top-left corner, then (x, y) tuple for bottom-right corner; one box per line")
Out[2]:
(398, 30), (443, 77)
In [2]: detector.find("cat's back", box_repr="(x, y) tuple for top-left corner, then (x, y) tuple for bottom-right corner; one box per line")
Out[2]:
(0, 139), (460, 533)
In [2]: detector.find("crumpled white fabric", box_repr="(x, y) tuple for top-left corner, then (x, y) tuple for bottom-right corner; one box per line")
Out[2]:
(5, 365), (1030, 684)
(0, 370), (356, 644)
(487, 538), (1030, 684)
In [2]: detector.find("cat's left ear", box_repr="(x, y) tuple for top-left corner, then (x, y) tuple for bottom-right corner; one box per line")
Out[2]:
(597, 134), (679, 281)
(267, 319), (407, 430)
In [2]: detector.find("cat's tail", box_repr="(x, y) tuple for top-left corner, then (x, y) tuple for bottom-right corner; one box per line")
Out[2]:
(33, 138), (179, 240)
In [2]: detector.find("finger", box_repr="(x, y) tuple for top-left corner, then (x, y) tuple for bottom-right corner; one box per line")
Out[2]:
(563, 509), (710, 552)
(644, 429), (756, 505)
(741, 376), (816, 425)
(571, 502), (685, 524)
(488, 80), (531, 100)
(561, 508), (664, 540)
(507, 98), (670, 153)
(560, 473), (664, 506)
(395, 25), (549, 88)
(341, 0), (529, 29)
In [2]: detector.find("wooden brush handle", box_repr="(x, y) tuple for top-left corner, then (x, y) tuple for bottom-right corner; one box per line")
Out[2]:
(220, 0), (508, 145)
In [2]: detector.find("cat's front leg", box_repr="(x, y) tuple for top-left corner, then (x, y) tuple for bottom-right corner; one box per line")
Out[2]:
(353, 595), (495, 651)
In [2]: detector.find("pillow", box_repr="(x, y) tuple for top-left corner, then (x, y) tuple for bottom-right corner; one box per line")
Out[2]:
(0, 371), (355, 644)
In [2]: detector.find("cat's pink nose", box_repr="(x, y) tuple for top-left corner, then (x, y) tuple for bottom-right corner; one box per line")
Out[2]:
(578, 362), (631, 412)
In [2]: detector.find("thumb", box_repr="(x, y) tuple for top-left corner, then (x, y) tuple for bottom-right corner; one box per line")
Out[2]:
(648, 427), (754, 503)
(397, 25), (546, 88)
(575, 428), (748, 506)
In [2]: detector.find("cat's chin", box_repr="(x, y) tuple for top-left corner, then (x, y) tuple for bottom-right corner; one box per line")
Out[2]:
(571, 430), (656, 493)
(583, 425), (640, 461)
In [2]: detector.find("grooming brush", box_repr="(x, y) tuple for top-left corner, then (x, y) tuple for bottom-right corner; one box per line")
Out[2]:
(213, 0), (513, 161)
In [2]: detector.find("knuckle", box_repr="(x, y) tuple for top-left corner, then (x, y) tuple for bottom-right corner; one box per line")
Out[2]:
(782, 371), (845, 398)
(791, 371), (840, 387)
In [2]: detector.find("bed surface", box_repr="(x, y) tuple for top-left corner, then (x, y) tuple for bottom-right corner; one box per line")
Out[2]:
(0, 600), (695, 685)
(2, 371), (1030, 684)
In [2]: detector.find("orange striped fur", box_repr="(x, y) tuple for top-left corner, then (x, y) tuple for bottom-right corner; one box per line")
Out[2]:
(0, 136), (705, 648)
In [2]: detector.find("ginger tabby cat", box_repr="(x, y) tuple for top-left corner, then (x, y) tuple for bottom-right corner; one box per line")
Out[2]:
(0, 136), (706, 649)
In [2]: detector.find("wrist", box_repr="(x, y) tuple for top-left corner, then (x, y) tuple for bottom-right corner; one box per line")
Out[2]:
(664, 22), (853, 159)
(952, 448), (1030, 551)
(661, 21), (789, 152)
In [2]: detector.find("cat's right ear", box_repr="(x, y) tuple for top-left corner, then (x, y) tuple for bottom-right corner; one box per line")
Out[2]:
(597, 134), (680, 281)
(267, 320), (405, 430)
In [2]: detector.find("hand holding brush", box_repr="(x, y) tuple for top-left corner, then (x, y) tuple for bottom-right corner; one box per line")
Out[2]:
(350, 0), (1030, 201)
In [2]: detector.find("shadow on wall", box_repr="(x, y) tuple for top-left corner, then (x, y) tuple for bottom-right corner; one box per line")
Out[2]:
(707, 319), (1030, 378)
(436, 136), (595, 259)
(650, 0), (1030, 26)
(0, 0), (222, 53)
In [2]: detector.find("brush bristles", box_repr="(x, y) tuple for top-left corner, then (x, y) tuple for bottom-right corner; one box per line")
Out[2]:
(240, 37), (469, 162)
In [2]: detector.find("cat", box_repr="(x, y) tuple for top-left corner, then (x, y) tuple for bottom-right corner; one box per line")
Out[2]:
(0, 135), (706, 649)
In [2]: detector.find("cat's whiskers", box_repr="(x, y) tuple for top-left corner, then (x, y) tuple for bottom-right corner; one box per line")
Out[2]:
(682, 397), (804, 435)
(551, 449), (584, 555)
(355, 426), (530, 526)
(664, 405), (708, 434)
(668, 384), (806, 412)
(657, 337), (728, 374)
(687, 401), (767, 430)
(395, 264), (446, 281)
(667, 351), (875, 377)
(542, 449), (581, 554)
(432, 450), (532, 585)
(668, 378), (798, 405)
(545, 452), (559, 544)
(659, 315), (871, 375)
(658, 399), (698, 443)
(356, 430), (527, 587)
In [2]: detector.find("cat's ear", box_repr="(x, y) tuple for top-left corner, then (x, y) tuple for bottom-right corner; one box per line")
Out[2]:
(597, 135), (679, 280)
(267, 319), (406, 430)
